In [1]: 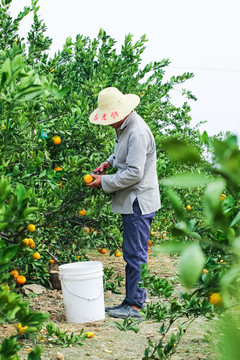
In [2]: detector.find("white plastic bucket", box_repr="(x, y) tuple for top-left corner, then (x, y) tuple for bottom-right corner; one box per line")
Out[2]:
(59, 261), (105, 323)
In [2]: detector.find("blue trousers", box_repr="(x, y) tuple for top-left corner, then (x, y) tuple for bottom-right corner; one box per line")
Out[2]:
(122, 198), (155, 308)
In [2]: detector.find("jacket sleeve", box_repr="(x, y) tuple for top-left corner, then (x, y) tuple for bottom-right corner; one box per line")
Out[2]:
(106, 154), (114, 167)
(101, 133), (148, 193)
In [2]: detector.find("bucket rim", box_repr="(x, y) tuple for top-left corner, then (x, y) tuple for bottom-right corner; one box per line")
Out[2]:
(59, 261), (103, 271)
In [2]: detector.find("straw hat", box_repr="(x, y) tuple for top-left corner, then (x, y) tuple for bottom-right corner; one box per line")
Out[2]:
(89, 87), (140, 126)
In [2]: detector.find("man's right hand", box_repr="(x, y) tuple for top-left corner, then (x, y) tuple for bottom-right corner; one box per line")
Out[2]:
(94, 161), (111, 175)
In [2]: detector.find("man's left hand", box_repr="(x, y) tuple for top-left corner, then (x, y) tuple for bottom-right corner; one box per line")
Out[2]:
(86, 174), (102, 189)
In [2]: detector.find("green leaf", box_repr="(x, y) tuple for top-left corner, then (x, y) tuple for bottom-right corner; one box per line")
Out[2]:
(161, 138), (201, 163)
(164, 187), (185, 219)
(179, 244), (205, 289)
(0, 58), (11, 86)
(27, 345), (42, 360)
(204, 178), (226, 223)
(161, 173), (211, 188)
(230, 211), (240, 227)
(154, 242), (190, 255)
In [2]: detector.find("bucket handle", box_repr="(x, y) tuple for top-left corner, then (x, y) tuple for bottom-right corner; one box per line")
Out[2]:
(61, 279), (104, 301)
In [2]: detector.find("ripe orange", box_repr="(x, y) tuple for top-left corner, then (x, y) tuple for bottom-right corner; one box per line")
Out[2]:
(209, 292), (222, 306)
(101, 248), (107, 254)
(115, 251), (121, 257)
(22, 238), (30, 247)
(49, 259), (55, 264)
(203, 269), (208, 274)
(10, 270), (19, 279)
(17, 323), (28, 334)
(78, 209), (86, 216)
(219, 194), (226, 201)
(1, 124), (6, 130)
(52, 135), (61, 145)
(32, 252), (40, 260)
(28, 238), (35, 248)
(27, 224), (35, 232)
(54, 166), (63, 171)
(16, 275), (26, 285)
(84, 331), (94, 338)
(84, 174), (93, 184)
(186, 205), (191, 210)
(148, 240), (153, 246)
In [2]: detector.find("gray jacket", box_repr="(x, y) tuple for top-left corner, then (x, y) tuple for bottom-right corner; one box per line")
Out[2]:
(101, 111), (161, 215)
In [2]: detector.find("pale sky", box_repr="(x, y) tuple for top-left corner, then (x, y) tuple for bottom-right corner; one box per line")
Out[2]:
(9, 0), (240, 138)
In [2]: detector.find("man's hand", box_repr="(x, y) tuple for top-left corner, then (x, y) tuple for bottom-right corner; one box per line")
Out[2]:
(86, 174), (102, 189)
(94, 161), (111, 175)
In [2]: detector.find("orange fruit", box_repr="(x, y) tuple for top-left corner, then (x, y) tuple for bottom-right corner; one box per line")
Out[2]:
(186, 205), (191, 210)
(54, 166), (63, 172)
(84, 174), (93, 184)
(17, 323), (28, 334)
(84, 331), (94, 338)
(10, 270), (19, 279)
(22, 238), (30, 247)
(59, 181), (63, 188)
(203, 269), (208, 274)
(148, 240), (153, 246)
(32, 252), (40, 260)
(209, 292), (222, 306)
(28, 238), (35, 248)
(1, 124), (6, 130)
(52, 135), (61, 145)
(78, 209), (86, 216)
(83, 227), (90, 233)
(101, 248), (107, 254)
(49, 259), (55, 264)
(115, 251), (121, 257)
(16, 275), (26, 285)
(27, 224), (35, 232)
(219, 194), (226, 201)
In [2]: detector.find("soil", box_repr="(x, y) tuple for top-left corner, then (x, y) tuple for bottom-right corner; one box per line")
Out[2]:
(1, 250), (214, 360)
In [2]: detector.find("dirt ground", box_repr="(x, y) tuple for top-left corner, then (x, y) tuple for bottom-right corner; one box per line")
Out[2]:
(1, 250), (214, 360)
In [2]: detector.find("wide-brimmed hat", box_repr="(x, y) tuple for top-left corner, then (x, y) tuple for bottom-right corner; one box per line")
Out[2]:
(89, 87), (140, 125)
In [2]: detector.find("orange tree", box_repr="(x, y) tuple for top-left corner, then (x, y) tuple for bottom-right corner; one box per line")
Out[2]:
(1, 0), (206, 286)
(142, 133), (240, 359)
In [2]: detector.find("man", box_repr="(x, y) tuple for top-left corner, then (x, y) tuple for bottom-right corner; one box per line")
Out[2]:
(87, 87), (161, 319)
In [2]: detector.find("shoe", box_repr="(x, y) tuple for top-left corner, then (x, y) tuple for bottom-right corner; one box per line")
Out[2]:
(105, 301), (126, 312)
(107, 304), (142, 320)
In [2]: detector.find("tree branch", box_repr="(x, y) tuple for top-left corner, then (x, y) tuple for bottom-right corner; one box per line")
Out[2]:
(37, 112), (68, 124)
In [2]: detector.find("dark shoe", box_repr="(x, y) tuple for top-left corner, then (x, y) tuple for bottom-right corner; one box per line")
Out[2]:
(105, 301), (126, 312)
(107, 304), (142, 320)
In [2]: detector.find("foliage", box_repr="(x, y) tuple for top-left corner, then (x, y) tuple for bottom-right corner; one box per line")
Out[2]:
(103, 266), (124, 294)
(0, 177), (49, 359)
(138, 264), (213, 359)
(156, 133), (240, 359)
(45, 321), (87, 347)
